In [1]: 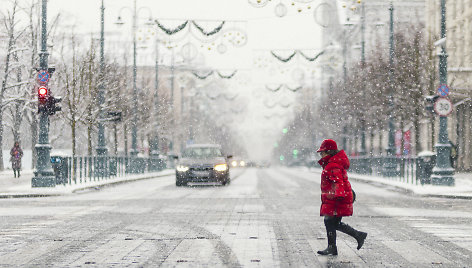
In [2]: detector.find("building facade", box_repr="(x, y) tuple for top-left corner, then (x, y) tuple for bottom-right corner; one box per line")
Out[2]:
(320, 0), (425, 155)
(425, 0), (472, 171)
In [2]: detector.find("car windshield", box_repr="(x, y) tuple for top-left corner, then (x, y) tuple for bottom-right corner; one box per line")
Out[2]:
(182, 147), (223, 158)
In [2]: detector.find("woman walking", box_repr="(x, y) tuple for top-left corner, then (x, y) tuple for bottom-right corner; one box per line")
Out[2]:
(10, 141), (23, 178)
(316, 139), (367, 256)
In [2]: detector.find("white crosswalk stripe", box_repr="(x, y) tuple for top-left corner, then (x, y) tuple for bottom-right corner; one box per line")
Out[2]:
(404, 219), (472, 252)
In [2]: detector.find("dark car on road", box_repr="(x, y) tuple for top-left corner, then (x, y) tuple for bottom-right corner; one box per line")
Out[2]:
(175, 144), (232, 186)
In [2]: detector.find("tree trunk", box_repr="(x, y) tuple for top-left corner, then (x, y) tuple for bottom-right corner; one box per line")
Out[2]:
(378, 126), (383, 156)
(370, 127), (374, 156)
(0, 114), (4, 171)
(0, 4), (18, 171)
(71, 119), (76, 180)
(431, 117), (436, 151)
(414, 106), (421, 155)
(124, 123), (128, 156)
(12, 101), (23, 144)
(31, 114), (38, 168)
(114, 123), (118, 156)
(12, 51), (24, 145)
(87, 117), (93, 157)
(400, 117), (404, 156)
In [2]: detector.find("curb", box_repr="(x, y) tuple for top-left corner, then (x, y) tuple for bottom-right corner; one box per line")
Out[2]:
(306, 168), (472, 200)
(348, 174), (472, 200)
(71, 172), (173, 193)
(0, 171), (174, 199)
(0, 193), (62, 199)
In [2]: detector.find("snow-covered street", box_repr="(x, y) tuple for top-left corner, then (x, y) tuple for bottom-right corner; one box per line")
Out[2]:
(0, 167), (471, 267)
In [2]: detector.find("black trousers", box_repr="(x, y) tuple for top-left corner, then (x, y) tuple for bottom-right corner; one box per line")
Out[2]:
(324, 216), (342, 233)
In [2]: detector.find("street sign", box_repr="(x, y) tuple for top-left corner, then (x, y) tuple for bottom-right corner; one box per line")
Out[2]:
(434, 97), (453, 117)
(437, 84), (449, 97)
(37, 71), (50, 84)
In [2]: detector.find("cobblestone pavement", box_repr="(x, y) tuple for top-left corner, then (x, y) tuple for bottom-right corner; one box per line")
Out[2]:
(0, 167), (471, 267)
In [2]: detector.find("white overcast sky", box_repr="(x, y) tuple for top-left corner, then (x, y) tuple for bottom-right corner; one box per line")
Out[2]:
(2, 0), (326, 160)
(44, 0), (323, 69)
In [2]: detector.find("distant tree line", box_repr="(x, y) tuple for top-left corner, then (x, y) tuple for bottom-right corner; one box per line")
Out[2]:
(277, 23), (438, 161)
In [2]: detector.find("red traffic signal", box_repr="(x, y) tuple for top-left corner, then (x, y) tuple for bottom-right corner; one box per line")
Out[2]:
(38, 86), (47, 96)
(38, 86), (49, 113)
(38, 86), (48, 103)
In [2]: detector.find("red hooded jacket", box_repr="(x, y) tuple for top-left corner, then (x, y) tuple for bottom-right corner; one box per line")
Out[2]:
(318, 150), (353, 217)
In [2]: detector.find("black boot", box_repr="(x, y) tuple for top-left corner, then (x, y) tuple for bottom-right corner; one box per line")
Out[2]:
(337, 222), (367, 250)
(13, 170), (17, 178)
(317, 231), (338, 255)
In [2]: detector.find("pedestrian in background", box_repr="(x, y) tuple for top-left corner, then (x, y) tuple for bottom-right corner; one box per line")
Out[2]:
(10, 141), (23, 178)
(316, 139), (367, 256)
(449, 140), (458, 168)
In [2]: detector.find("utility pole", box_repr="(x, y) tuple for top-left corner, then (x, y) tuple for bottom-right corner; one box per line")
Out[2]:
(382, 1), (399, 177)
(431, 0), (454, 185)
(32, 0), (55, 187)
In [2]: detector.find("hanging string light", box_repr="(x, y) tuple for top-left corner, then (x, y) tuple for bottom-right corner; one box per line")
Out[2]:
(270, 50), (324, 63)
(248, 0), (316, 17)
(154, 19), (247, 54)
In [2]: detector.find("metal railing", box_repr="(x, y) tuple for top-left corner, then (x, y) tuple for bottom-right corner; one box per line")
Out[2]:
(349, 155), (436, 185)
(51, 155), (166, 185)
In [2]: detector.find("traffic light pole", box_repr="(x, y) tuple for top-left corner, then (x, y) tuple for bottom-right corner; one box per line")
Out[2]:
(431, 0), (454, 185)
(32, 0), (55, 187)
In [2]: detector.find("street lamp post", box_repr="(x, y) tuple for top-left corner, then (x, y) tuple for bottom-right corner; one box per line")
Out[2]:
(359, 2), (366, 157)
(169, 49), (175, 153)
(115, 1), (154, 173)
(96, 0), (108, 176)
(116, 1), (154, 159)
(116, 0), (140, 157)
(130, 0), (138, 157)
(431, 0), (454, 185)
(180, 85), (185, 151)
(32, 0), (55, 187)
(150, 35), (160, 158)
(382, 1), (399, 177)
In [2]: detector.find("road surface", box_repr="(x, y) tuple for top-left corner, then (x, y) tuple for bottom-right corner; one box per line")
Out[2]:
(0, 167), (471, 267)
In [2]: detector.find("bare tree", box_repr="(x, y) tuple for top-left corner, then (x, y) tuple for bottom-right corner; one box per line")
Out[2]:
(0, 1), (24, 170)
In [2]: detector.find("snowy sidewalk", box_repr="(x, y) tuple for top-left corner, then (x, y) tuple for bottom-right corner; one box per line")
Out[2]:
(307, 167), (472, 199)
(0, 168), (175, 198)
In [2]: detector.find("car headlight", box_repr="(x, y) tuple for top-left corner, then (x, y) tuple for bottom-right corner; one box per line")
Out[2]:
(214, 164), (228, 172)
(240, 161), (246, 167)
(176, 165), (189, 172)
(231, 160), (238, 167)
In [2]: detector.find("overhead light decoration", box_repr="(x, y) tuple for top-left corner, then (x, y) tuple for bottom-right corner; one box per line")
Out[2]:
(180, 42), (198, 61)
(217, 43), (228, 54)
(275, 3), (288, 17)
(265, 84), (303, 93)
(270, 50), (324, 63)
(154, 19), (248, 54)
(249, 0), (316, 17)
(191, 69), (238, 80)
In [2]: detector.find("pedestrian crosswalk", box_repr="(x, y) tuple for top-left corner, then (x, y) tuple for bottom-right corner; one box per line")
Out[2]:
(382, 240), (451, 264)
(403, 219), (472, 252)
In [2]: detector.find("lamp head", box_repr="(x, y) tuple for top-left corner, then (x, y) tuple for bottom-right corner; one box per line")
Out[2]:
(115, 16), (125, 26)
(145, 17), (154, 26)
